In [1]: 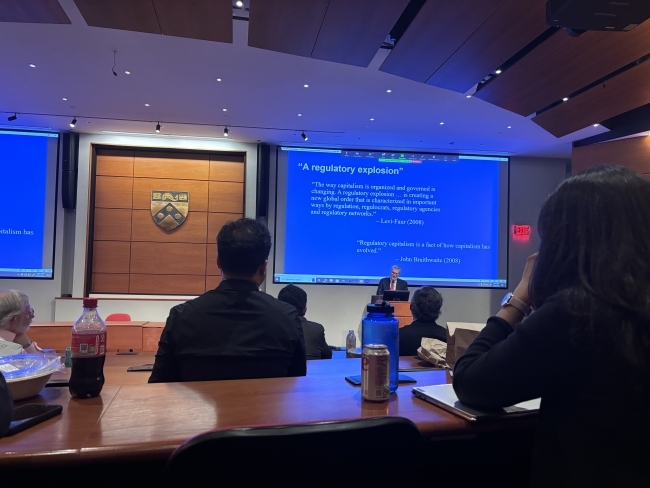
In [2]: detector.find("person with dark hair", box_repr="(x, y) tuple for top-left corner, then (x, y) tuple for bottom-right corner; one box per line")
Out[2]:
(150, 218), (306, 383)
(453, 166), (650, 487)
(277, 285), (332, 360)
(398, 287), (446, 356)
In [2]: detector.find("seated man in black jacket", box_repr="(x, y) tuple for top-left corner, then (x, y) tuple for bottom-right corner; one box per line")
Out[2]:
(399, 286), (446, 356)
(149, 218), (306, 383)
(277, 285), (332, 360)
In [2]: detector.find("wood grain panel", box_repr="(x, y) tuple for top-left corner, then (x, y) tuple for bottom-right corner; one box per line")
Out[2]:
(533, 60), (650, 137)
(426, 0), (548, 93)
(130, 242), (207, 275)
(95, 176), (133, 209)
(27, 325), (72, 352)
(248, 0), (330, 57)
(151, 0), (232, 43)
(206, 243), (221, 276)
(93, 208), (132, 241)
(92, 241), (131, 274)
(476, 21), (650, 116)
(207, 212), (241, 242)
(132, 178), (209, 211)
(91, 273), (130, 293)
(73, 0), (161, 34)
(134, 151), (209, 180)
(129, 274), (205, 295)
(380, 0), (503, 83)
(209, 159), (245, 182)
(208, 182), (244, 213)
(106, 327), (143, 352)
(131, 209), (207, 243)
(572, 137), (650, 175)
(143, 326), (164, 352)
(206, 274), (223, 291)
(0, 0), (70, 24)
(311, 0), (410, 68)
(96, 149), (134, 177)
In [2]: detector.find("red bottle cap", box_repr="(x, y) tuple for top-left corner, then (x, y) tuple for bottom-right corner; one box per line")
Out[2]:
(83, 298), (98, 308)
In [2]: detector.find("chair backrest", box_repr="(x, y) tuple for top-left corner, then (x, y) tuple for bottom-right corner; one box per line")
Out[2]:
(105, 313), (131, 321)
(161, 417), (424, 486)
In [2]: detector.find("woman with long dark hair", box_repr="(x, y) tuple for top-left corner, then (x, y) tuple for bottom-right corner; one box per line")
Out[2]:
(453, 166), (650, 487)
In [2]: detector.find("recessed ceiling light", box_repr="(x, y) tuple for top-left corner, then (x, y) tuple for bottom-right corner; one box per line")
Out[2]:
(370, 118), (374, 121)
(386, 89), (392, 93)
(593, 123), (599, 127)
(216, 78), (222, 82)
(235, 0), (244, 7)
(62, 98), (67, 101)
(222, 108), (227, 112)
(466, 95), (472, 98)
(145, 103), (150, 107)
(29, 64), (36, 68)
(303, 84), (309, 88)
(562, 97), (569, 102)
(439, 122), (444, 125)
(298, 113), (302, 117)
(125, 71), (131, 75)
(507, 126), (512, 129)
(495, 69), (502, 74)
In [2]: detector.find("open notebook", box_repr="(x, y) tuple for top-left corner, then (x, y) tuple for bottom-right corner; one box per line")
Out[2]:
(412, 384), (540, 422)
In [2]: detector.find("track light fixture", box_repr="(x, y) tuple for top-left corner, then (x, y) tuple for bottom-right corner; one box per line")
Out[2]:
(70, 117), (77, 128)
(112, 50), (118, 77)
(301, 131), (308, 141)
(223, 126), (229, 137)
(7, 113), (17, 122)
(156, 122), (161, 133)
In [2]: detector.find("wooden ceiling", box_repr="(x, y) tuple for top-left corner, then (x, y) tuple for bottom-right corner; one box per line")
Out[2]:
(4, 0), (650, 140)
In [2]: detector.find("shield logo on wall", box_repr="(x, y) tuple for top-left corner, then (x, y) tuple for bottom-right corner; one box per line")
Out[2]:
(151, 191), (189, 231)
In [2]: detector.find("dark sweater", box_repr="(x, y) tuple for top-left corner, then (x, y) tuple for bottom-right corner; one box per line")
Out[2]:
(398, 319), (446, 356)
(453, 294), (650, 487)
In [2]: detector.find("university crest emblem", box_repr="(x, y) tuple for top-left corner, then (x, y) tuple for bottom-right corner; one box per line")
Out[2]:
(151, 191), (189, 231)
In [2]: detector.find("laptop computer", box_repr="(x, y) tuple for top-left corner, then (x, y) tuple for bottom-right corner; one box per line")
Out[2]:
(412, 384), (540, 422)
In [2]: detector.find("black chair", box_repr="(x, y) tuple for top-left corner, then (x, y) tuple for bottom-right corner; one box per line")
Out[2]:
(161, 417), (425, 486)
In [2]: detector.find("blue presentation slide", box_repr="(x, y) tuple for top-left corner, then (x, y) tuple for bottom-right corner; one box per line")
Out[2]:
(274, 148), (508, 288)
(0, 131), (57, 278)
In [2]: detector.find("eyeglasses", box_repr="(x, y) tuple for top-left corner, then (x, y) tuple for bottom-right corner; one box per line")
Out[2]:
(22, 308), (34, 316)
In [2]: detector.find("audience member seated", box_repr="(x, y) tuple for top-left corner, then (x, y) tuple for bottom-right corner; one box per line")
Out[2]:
(453, 166), (650, 488)
(0, 371), (11, 438)
(0, 290), (41, 354)
(399, 287), (446, 356)
(149, 218), (306, 383)
(277, 285), (332, 360)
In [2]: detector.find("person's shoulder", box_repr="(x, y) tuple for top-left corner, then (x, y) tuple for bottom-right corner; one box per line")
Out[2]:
(257, 291), (299, 317)
(304, 319), (325, 332)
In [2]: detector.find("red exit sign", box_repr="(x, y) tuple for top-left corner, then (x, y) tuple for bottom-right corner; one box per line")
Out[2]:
(513, 225), (531, 237)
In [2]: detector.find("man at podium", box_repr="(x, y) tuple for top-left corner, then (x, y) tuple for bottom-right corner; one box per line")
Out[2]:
(376, 265), (408, 295)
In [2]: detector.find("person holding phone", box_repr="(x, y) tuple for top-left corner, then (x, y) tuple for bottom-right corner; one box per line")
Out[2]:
(0, 290), (41, 354)
(453, 166), (650, 487)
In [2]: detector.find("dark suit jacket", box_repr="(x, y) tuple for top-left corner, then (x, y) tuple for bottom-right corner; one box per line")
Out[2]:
(300, 316), (332, 360)
(149, 279), (306, 383)
(376, 277), (408, 295)
(399, 319), (447, 356)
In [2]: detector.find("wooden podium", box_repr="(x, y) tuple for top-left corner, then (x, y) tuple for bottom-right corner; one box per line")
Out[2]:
(390, 301), (413, 328)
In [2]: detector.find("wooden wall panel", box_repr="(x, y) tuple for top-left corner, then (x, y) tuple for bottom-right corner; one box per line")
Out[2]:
(248, 0), (330, 57)
(151, 0), (232, 43)
(208, 182), (244, 213)
(92, 241), (131, 274)
(93, 208), (132, 241)
(129, 274), (206, 295)
(73, 0), (161, 34)
(131, 209), (207, 243)
(130, 242), (207, 275)
(132, 178), (209, 211)
(106, 327), (142, 352)
(96, 149), (134, 177)
(91, 273), (130, 293)
(95, 176), (133, 209)
(310, 0), (410, 68)
(476, 21), (650, 116)
(533, 60), (650, 138)
(209, 159), (245, 183)
(206, 275), (223, 291)
(0, 0), (71, 24)
(206, 243), (220, 276)
(572, 137), (650, 175)
(207, 212), (242, 242)
(134, 152), (209, 180)
(380, 0), (503, 83)
(143, 326), (164, 352)
(425, 0), (548, 93)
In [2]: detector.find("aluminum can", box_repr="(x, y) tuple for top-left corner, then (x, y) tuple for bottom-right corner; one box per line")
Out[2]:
(361, 344), (390, 402)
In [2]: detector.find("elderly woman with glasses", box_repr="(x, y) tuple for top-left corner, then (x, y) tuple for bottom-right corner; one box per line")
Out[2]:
(0, 289), (41, 354)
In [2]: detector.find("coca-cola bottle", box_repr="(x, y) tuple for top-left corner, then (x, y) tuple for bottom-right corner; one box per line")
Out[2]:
(69, 298), (106, 398)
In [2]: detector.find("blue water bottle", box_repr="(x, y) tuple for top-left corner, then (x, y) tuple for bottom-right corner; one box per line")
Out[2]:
(361, 302), (399, 393)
